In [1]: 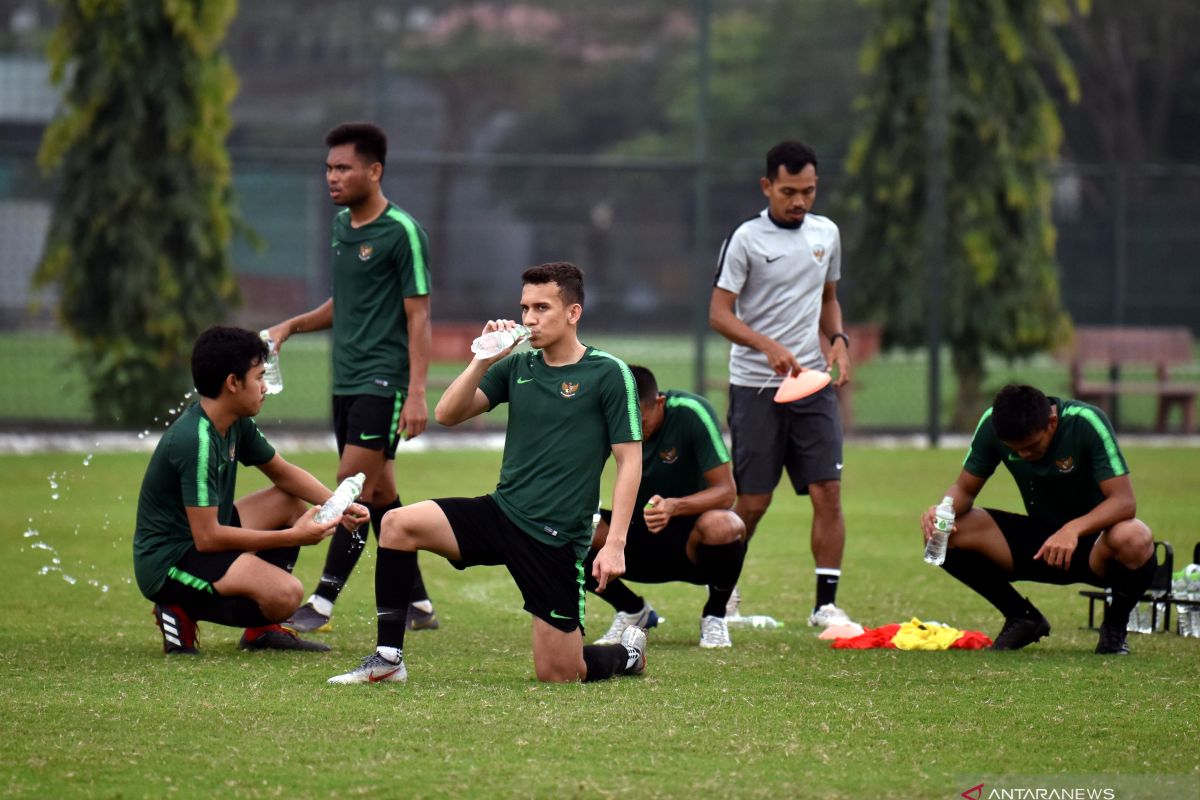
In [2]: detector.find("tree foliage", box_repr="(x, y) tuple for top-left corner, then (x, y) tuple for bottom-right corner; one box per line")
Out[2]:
(36, 0), (241, 425)
(845, 0), (1079, 428)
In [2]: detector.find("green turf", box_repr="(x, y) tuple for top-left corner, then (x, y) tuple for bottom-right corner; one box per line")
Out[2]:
(3, 331), (1195, 433)
(2, 445), (1198, 798)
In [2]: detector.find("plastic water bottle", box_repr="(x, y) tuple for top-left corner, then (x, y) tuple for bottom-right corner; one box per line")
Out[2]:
(1180, 564), (1200, 638)
(470, 325), (529, 359)
(923, 496), (954, 566)
(314, 472), (365, 525)
(726, 614), (784, 629)
(259, 330), (283, 395)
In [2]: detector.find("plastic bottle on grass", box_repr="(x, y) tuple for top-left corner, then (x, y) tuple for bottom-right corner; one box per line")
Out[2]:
(471, 325), (529, 359)
(1180, 564), (1200, 638)
(923, 496), (954, 566)
(259, 330), (283, 395)
(315, 472), (365, 525)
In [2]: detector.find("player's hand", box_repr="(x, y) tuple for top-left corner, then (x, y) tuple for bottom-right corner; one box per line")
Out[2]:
(919, 505), (940, 544)
(1033, 528), (1079, 570)
(643, 495), (672, 533)
(265, 322), (290, 353)
(292, 506), (338, 545)
(340, 502), (370, 531)
(397, 391), (428, 441)
(827, 342), (851, 388)
(763, 340), (801, 377)
(591, 540), (626, 592)
(476, 319), (526, 365)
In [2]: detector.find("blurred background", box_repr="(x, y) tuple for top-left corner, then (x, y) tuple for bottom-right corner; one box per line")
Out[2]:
(0, 0), (1197, 434)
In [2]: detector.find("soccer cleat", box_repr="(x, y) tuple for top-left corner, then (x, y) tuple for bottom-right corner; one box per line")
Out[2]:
(807, 603), (853, 628)
(153, 604), (199, 655)
(990, 609), (1052, 650)
(282, 602), (332, 633)
(593, 602), (660, 645)
(327, 651), (408, 684)
(239, 625), (330, 652)
(620, 625), (647, 675)
(406, 603), (440, 631)
(699, 615), (733, 649)
(725, 586), (741, 618)
(1095, 623), (1131, 655)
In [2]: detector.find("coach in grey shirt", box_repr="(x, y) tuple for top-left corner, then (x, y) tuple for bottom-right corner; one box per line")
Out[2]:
(709, 139), (853, 629)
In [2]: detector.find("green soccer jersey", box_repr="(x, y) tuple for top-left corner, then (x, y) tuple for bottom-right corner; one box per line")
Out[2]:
(330, 203), (431, 397)
(479, 346), (641, 556)
(639, 390), (730, 509)
(132, 404), (276, 597)
(963, 397), (1129, 529)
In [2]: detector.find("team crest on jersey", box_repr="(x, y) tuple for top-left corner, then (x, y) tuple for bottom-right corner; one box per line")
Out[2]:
(812, 245), (826, 261)
(560, 381), (580, 398)
(358, 243), (374, 261)
(1055, 456), (1076, 473)
(659, 448), (678, 464)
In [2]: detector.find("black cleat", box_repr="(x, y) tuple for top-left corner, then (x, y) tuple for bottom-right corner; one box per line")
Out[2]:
(153, 604), (199, 655)
(282, 602), (332, 633)
(1095, 623), (1131, 655)
(406, 603), (440, 631)
(990, 609), (1051, 650)
(240, 625), (330, 652)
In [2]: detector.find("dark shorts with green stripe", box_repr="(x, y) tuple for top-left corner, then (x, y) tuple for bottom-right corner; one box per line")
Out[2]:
(333, 393), (406, 459)
(435, 495), (586, 635)
(149, 509), (299, 606)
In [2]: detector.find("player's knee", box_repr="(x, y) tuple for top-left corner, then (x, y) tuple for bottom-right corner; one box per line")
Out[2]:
(736, 497), (770, 526)
(260, 575), (303, 622)
(697, 510), (745, 545)
(1107, 519), (1153, 560)
(377, 509), (412, 549)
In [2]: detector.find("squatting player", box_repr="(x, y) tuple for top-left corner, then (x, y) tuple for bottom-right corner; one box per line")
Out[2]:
(921, 384), (1156, 655)
(587, 365), (746, 650)
(134, 326), (368, 655)
(328, 262), (648, 684)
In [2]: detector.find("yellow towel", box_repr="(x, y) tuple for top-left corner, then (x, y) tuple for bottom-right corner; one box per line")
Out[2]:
(891, 618), (963, 651)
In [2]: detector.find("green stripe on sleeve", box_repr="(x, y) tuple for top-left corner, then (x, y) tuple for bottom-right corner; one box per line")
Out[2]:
(196, 417), (211, 506)
(668, 396), (730, 462)
(386, 208), (430, 295)
(1064, 406), (1129, 476)
(590, 350), (642, 440)
(962, 407), (993, 466)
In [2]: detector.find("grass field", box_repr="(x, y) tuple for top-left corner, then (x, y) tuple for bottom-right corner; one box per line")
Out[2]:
(5, 330), (1196, 433)
(3, 443), (1198, 798)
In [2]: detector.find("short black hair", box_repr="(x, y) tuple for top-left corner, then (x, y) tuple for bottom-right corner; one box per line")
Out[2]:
(991, 384), (1052, 442)
(522, 261), (585, 307)
(325, 122), (387, 170)
(628, 365), (659, 406)
(191, 326), (267, 399)
(765, 140), (818, 180)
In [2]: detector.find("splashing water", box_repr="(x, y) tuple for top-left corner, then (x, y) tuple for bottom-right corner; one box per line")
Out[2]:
(82, 453), (93, 466)
(23, 528), (38, 538)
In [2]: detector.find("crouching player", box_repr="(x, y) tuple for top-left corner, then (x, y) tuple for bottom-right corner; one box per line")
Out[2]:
(588, 365), (746, 649)
(921, 384), (1156, 655)
(328, 262), (647, 684)
(133, 326), (368, 654)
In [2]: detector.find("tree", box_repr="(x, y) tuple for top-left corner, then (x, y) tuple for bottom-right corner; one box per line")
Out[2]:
(36, 0), (241, 425)
(844, 0), (1079, 429)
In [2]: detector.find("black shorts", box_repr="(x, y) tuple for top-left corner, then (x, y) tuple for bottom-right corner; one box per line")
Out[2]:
(333, 393), (406, 459)
(149, 508), (299, 606)
(986, 508), (1105, 587)
(727, 383), (843, 495)
(435, 496), (586, 634)
(598, 508), (704, 585)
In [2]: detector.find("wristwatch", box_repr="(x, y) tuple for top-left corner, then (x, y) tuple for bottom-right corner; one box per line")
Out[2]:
(829, 332), (850, 348)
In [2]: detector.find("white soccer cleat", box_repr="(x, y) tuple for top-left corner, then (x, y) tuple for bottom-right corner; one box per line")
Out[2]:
(807, 603), (853, 628)
(594, 602), (658, 645)
(327, 651), (407, 684)
(699, 615), (732, 649)
(620, 625), (647, 675)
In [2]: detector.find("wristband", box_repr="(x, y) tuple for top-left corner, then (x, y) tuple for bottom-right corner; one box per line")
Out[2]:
(829, 332), (850, 348)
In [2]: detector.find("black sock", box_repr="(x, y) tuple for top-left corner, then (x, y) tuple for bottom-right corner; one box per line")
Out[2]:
(312, 502), (372, 603)
(1104, 554), (1157, 627)
(187, 595), (271, 628)
(582, 549), (644, 613)
(940, 549), (1033, 619)
(699, 541), (746, 618)
(369, 497), (429, 606)
(376, 546), (418, 650)
(582, 643), (632, 682)
(815, 569), (840, 610)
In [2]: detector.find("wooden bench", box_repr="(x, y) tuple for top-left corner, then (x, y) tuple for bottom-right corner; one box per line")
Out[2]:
(1060, 325), (1198, 433)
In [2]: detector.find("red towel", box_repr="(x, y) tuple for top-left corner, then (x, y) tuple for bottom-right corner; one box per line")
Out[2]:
(831, 623), (992, 650)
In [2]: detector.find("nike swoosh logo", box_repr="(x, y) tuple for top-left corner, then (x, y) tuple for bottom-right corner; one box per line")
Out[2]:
(359, 433), (383, 441)
(369, 668), (401, 683)
(765, 254), (784, 263)
(835, 462), (843, 470)
(549, 610), (573, 620)
(517, 377), (534, 384)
